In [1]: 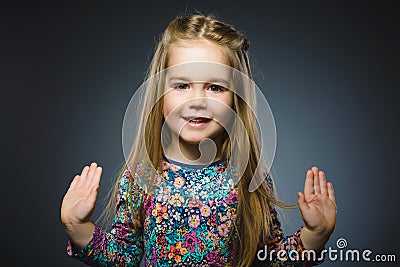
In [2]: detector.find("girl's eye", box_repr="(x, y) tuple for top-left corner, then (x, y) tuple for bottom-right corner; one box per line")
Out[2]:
(207, 84), (225, 92)
(176, 83), (189, 90)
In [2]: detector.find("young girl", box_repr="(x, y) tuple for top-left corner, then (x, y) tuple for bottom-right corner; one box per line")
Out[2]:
(61, 14), (337, 266)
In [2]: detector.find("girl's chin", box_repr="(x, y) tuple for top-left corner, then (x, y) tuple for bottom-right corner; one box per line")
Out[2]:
(178, 137), (205, 145)
(177, 130), (223, 145)
(178, 134), (218, 145)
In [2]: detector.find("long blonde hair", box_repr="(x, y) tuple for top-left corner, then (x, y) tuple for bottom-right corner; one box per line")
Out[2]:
(101, 14), (290, 266)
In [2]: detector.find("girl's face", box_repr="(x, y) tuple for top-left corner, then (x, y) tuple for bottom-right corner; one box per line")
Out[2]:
(163, 40), (234, 146)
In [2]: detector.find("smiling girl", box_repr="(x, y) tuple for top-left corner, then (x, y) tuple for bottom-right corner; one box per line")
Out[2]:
(61, 14), (337, 266)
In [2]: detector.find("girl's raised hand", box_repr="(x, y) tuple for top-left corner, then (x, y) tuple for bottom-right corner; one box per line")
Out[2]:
(298, 166), (337, 251)
(61, 162), (102, 227)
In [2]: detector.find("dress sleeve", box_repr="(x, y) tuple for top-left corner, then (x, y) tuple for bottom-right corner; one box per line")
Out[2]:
(66, 168), (144, 266)
(256, 174), (324, 266)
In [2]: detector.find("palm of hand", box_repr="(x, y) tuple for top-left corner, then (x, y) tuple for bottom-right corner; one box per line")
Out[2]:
(298, 167), (337, 235)
(61, 163), (102, 226)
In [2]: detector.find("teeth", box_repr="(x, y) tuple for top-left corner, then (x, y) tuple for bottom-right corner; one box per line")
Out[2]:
(188, 118), (208, 123)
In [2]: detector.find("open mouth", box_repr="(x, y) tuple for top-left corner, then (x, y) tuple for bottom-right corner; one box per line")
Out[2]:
(183, 117), (212, 127)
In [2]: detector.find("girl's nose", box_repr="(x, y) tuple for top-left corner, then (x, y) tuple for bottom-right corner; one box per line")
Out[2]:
(188, 97), (207, 109)
(188, 85), (207, 109)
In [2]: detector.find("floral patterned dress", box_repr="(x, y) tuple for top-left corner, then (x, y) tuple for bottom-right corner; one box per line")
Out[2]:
(67, 157), (323, 266)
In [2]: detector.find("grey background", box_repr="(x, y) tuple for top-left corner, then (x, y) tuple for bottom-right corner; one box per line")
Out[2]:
(1, 0), (399, 266)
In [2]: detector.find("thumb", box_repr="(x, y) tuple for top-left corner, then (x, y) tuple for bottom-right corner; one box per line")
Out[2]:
(298, 192), (309, 212)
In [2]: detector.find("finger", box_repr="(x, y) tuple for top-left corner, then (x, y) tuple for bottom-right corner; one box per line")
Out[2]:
(87, 185), (99, 207)
(69, 175), (80, 190)
(298, 192), (309, 212)
(77, 166), (89, 186)
(90, 166), (102, 188)
(304, 169), (314, 197)
(312, 166), (321, 194)
(86, 162), (98, 185)
(319, 171), (328, 196)
(327, 182), (336, 202)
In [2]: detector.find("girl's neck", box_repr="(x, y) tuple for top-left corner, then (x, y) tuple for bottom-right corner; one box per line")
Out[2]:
(164, 135), (223, 165)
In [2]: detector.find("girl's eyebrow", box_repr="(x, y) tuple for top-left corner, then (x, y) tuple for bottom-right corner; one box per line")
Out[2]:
(168, 76), (231, 87)
(167, 76), (192, 83)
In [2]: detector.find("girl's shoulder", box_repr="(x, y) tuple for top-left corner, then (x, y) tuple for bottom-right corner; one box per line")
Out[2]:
(117, 165), (146, 201)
